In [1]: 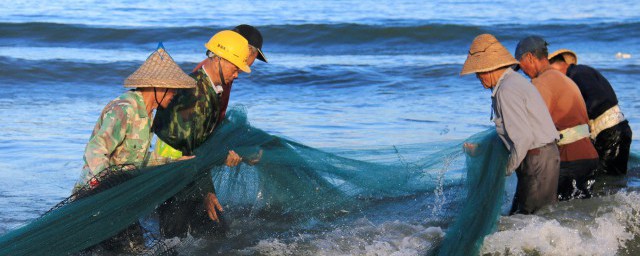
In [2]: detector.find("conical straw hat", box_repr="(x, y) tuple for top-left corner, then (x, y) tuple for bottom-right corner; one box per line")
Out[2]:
(124, 46), (196, 89)
(548, 49), (577, 65)
(460, 34), (519, 75)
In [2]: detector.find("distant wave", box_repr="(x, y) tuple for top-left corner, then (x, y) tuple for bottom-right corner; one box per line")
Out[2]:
(1, 22), (638, 53)
(0, 56), (445, 88)
(0, 22), (208, 47)
(0, 55), (634, 88)
(0, 57), (147, 86)
(1, 21), (637, 86)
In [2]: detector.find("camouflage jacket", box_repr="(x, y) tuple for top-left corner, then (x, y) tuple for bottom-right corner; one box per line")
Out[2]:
(153, 68), (222, 155)
(76, 90), (153, 189)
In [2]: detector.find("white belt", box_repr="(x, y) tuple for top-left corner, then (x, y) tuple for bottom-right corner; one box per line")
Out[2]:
(557, 124), (590, 146)
(589, 105), (625, 139)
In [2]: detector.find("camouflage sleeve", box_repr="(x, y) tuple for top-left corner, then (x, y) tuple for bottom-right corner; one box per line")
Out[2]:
(154, 88), (198, 155)
(83, 103), (130, 177)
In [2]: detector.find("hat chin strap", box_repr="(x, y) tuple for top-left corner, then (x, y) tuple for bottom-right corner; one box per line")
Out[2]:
(217, 57), (227, 87)
(154, 88), (169, 109)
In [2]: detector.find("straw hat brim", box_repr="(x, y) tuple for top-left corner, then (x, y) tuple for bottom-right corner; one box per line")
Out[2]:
(460, 34), (520, 75)
(461, 57), (519, 75)
(124, 47), (196, 89)
(124, 79), (195, 89)
(548, 49), (578, 65)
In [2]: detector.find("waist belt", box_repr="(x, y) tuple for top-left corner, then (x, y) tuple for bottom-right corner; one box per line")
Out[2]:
(557, 124), (590, 146)
(589, 105), (625, 139)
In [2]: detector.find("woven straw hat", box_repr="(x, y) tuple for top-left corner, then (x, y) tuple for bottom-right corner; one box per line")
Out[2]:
(548, 49), (577, 65)
(124, 46), (196, 89)
(460, 34), (519, 75)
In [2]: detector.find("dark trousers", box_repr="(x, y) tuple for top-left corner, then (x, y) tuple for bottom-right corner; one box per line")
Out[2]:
(558, 158), (598, 201)
(594, 120), (633, 176)
(510, 143), (560, 215)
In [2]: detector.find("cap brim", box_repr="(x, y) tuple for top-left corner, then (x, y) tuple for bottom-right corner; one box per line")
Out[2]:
(256, 48), (267, 63)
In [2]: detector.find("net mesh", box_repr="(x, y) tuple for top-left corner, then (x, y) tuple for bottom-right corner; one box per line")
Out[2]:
(0, 106), (582, 255)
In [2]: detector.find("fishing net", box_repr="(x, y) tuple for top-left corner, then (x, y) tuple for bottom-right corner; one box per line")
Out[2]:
(437, 130), (508, 256)
(0, 106), (514, 255)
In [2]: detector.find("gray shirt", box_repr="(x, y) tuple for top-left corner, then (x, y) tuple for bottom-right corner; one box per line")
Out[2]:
(492, 68), (559, 172)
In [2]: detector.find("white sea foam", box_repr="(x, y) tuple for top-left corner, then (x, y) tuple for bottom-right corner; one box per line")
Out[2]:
(239, 218), (444, 255)
(481, 191), (640, 256)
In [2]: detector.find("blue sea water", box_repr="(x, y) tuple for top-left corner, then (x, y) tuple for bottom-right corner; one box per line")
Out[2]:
(0, 0), (639, 255)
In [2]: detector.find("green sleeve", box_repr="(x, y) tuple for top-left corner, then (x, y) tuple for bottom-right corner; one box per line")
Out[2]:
(83, 104), (129, 177)
(153, 88), (198, 155)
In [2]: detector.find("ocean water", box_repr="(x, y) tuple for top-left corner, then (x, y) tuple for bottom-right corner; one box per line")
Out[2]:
(0, 0), (639, 255)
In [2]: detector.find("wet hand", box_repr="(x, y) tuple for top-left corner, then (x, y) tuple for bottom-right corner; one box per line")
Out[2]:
(204, 192), (224, 222)
(245, 149), (263, 166)
(225, 150), (242, 167)
(463, 142), (478, 156)
(177, 155), (195, 161)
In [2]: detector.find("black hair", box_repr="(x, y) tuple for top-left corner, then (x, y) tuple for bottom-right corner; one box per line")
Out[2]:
(531, 47), (549, 60)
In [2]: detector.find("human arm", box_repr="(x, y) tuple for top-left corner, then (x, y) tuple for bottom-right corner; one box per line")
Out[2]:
(192, 170), (223, 222)
(200, 150), (260, 221)
(204, 192), (224, 222)
(83, 104), (130, 179)
(148, 138), (195, 166)
(497, 87), (535, 175)
(153, 88), (200, 155)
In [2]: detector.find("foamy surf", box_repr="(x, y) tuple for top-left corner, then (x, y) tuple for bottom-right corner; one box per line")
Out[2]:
(482, 191), (640, 256)
(238, 218), (444, 256)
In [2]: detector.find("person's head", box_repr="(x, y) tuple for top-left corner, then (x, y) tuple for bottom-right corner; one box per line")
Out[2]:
(198, 25), (266, 75)
(204, 30), (252, 86)
(514, 36), (550, 79)
(548, 49), (578, 75)
(125, 46), (196, 109)
(461, 34), (519, 89)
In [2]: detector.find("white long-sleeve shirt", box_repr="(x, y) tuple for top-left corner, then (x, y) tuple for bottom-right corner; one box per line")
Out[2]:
(491, 68), (559, 172)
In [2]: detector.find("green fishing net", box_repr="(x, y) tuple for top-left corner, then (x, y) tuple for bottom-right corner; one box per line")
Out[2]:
(0, 106), (514, 255)
(437, 130), (508, 256)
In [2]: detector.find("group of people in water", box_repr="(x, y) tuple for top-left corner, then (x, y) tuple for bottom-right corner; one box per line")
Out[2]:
(72, 25), (632, 252)
(462, 34), (632, 214)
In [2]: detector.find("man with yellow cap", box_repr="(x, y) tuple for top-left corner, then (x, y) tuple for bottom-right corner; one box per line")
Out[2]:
(73, 45), (196, 252)
(188, 24), (268, 131)
(548, 49), (632, 176)
(154, 25), (267, 167)
(461, 34), (560, 214)
(514, 36), (600, 201)
(152, 30), (257, 238)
